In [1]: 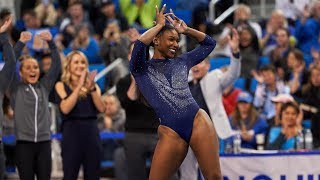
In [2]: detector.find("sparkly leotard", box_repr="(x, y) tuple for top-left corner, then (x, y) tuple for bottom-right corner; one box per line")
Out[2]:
(130, 35), (216, 142)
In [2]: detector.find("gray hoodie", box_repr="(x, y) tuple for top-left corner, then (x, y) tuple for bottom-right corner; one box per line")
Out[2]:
(9, 40), (61, 142)
(0, 32), (23, 139)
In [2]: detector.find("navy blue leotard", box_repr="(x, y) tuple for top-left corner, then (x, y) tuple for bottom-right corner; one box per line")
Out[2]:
(130, 35), (216, 142)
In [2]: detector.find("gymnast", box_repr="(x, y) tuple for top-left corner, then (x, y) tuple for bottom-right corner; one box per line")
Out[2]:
(129, 4), (221, 180)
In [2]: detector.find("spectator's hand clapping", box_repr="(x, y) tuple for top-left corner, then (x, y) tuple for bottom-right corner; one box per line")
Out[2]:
(38, 31), (52, 41)
(228, 28), (240, 53)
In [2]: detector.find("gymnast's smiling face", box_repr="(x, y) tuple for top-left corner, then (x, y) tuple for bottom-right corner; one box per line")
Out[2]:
(153, 28), (179, 59)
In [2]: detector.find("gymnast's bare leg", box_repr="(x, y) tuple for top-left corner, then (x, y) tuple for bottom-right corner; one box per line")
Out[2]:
(149, 109), (221, 180)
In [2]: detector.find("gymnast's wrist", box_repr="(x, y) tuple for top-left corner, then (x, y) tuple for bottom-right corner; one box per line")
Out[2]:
(90, 86), (97, 93)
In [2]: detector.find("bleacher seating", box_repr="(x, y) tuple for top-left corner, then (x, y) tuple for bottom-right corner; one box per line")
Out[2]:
(209, 57), (230, 71)
(234, 77), (245, 90)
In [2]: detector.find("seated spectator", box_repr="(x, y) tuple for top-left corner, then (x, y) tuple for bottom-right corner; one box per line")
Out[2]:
(275, 0), (311, 23)
(295, 1), (320, 55)
(266, 102), (302, 150)
(94, 0), (129, 39)
(64, 23), (101, 64)
(100, 22), (131, 89)
(269, 27), (292, 80)
(98, 94), (126, 132)
(285, 49), (309, 96)
(299, 66), (320, 148)
(260, 9), (295, 56)
(238, 24), (260, 90)
(34, 0), (58, 27)
(230, 91), (268, 149)
(58, 1), (94, 48)
(119, 0), (161, 29)
(253, 65), (289, 120)
(222, 83), (242, 116)
(214, 4), (261, 57)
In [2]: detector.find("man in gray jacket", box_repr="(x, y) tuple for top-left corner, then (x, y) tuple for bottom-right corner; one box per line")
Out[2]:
(180, 28), (241, 180)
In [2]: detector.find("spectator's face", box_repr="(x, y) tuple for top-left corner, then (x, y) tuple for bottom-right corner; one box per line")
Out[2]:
(261, 70), (276, 85)
(235, 9), (249, 21)
(69, 53), (87, 77)
(78, 26), (89, 39)
(23, 14), (40, 29)
(101, 4), (115, 17)
(311, 68), (320, 87)
(270, 12), (285, 29)
(155, 29), (179, 59)
(20, 58), (40, 84)
(41, 56), (52, 73)
(237, 102), (251, 115)
(104, 96), (118, 116)
(191, 60), (210, 80)
(287, 52), (300, 69)
(239, 29), (252, 47)
(276, 29), (289, 47)
(68, 4), (83, 18)
(281, 106), (298, 127)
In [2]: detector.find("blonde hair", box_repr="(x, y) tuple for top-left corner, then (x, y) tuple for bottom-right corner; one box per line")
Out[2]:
(61, 50), (89, 97)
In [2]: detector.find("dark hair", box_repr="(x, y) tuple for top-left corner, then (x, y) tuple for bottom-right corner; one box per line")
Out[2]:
(0, 8), (11, 20)
(150, 24), (178, 47)
(275, 27), (290, 37)
(237, 23), (260, 54)
(259, 64), (276, 74)
(288, 48), (304, 64)
(22, 9), (37, 18)
(279, 101), (299, 120)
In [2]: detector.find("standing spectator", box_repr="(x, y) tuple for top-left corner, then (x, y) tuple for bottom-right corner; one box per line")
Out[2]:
(0, 17), (22, 179)
(113, 43), (159, 180)
(94, 0), (129, 39)
(55, 50), (105, 180)
(230, 91), (268, 149)
(119, 0), (161, 29)
(9, 31), (60, 180)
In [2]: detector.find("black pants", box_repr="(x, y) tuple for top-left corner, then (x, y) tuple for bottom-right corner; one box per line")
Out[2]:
(61, 120), (102, 180)
(15, 140), (51, 180)
(124, 132), (158, 180)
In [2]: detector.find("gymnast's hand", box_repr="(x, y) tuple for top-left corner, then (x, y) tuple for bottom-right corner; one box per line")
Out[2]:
(155, 4), (168, 27)
(166, 9), (189, 34)
(228, 28), (240, 54)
